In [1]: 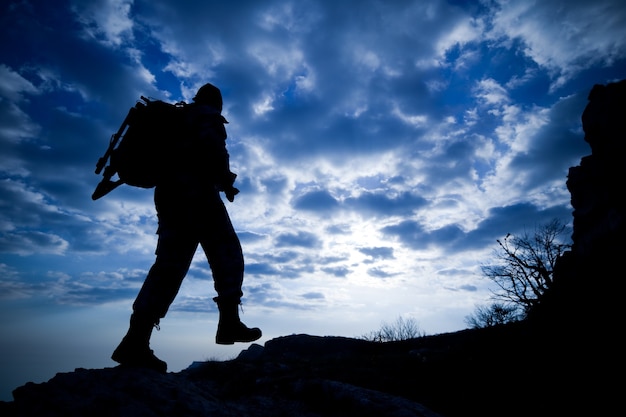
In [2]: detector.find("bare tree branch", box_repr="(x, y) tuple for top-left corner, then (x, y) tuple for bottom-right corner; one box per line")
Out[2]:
(480, 219), (571, 317)
(361, 316), (425, 342)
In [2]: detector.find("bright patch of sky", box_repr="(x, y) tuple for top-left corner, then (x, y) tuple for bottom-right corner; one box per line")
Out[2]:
(1, 0), (625, 400)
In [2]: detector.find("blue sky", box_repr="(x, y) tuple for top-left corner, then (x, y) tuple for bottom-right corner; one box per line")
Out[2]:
(1, 0), (625, 400)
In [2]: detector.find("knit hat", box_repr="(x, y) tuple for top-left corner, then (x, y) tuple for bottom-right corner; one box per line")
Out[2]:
(193, 83), (223, 112)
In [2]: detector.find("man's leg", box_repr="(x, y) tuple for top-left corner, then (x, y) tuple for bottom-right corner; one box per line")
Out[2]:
(132, 231), (198, 319)
(112, 231), (198, 371)
(200, 203), (261, 344)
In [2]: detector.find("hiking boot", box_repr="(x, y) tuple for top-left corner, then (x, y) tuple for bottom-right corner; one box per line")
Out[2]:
(216, 320), (262, 345)
(214, 296), (262, 345)
(112, 339), (167, 373)
(111, 313), (167, 373)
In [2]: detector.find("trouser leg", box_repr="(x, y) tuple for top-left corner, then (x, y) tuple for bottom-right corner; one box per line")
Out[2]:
(202, 231), (261, 344)
(199, 203), (261, 344)
(199, 200), (244, 301)
(132, 231), (199, 320)
(112, 231), (197, 371)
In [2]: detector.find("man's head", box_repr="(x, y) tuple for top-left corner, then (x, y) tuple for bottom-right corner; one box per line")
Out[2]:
(193, 83), (223, 112)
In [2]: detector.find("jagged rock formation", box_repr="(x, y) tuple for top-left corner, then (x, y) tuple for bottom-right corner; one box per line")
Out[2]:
(569, 79), (625, 259)
(2, 80), (623, 417)
(534, 79), (624, 415)
(542, 79), (625, 326)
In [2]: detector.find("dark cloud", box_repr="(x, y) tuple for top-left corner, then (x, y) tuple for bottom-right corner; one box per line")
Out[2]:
(320, 266), (351, 278)
(245, 257), (314, 279)
(458, 203), (572, 250)
(292, 189), (339, 212)
(508, 92), (591, 191)
(245, 262), (282, 276)
(380, 220), (428, 250)
(58, 285), (138, 306)
(344, 191), (428, 217)
(0, 179), (103, 255)
(252, 250), (303, 265)
(358, 246), (395, 260)
(259, 175), (289, 194)
(367, 267), (398, 279)
(325, 224), (351, 235)
(0, 231), (68, 256)
(170, 296), (217, 314)
(319, 255), (349, 264)
(300, 291), (325, 300)
(243, 281), (319, 310)
(381, 202), (572, 252)
(0, 277), (50, 300)
(423, 140), (483, 185)
(293, 188), (428, 218)
(275, 231), (321, 248)
(238, 231), (268, 243)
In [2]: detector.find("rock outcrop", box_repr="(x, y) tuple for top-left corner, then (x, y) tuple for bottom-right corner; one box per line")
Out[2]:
(532, 79), (625, 416)
(569, 79), (625, 258)
(541, 79), (625, 326)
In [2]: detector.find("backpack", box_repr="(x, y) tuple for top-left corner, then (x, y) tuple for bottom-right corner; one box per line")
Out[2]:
(92, 96), (188, 200)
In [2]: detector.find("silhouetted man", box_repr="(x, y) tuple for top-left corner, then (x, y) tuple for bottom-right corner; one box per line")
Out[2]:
(112, 83), (261, 372)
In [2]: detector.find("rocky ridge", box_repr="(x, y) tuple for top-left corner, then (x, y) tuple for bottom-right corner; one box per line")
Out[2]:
(0, 326), (567, 417)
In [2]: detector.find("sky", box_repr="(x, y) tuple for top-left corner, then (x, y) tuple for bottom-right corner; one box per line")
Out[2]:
(1, 0), (625, 401)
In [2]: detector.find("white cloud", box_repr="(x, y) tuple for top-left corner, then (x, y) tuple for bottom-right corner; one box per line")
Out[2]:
(435, 16), (485, 57)
(0, 101), (41, 147)
(474, 78), (510, 106)
(0, 231), (69, 256)
(256, 0), (322, 33)
(72, 0), (135, 47)
(486, 0), (626, 88)
(0, 65), (38, 101)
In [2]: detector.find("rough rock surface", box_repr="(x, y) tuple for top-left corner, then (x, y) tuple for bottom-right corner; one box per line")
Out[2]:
(537, 79), (625, 328)
(527, 79), (624, 416)
(2, 80), (623, 417)
(0, 326), (586, 417)
(0, 334), (453, 417)
(569, 79), (625, 257)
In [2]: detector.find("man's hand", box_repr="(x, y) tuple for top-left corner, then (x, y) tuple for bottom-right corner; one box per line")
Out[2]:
(225, 187), (240, 202)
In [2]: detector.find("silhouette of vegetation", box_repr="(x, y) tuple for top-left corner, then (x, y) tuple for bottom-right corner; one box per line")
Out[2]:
(360, 316), (425, 342)
(480, 218), (571, 318)
(464, 302), (521, 328)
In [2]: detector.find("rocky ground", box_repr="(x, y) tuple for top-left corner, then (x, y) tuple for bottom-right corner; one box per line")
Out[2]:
(0, 319), (610, 417)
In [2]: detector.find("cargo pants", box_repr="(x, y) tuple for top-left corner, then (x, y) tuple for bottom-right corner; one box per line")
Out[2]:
(132, 183), (244, 322)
